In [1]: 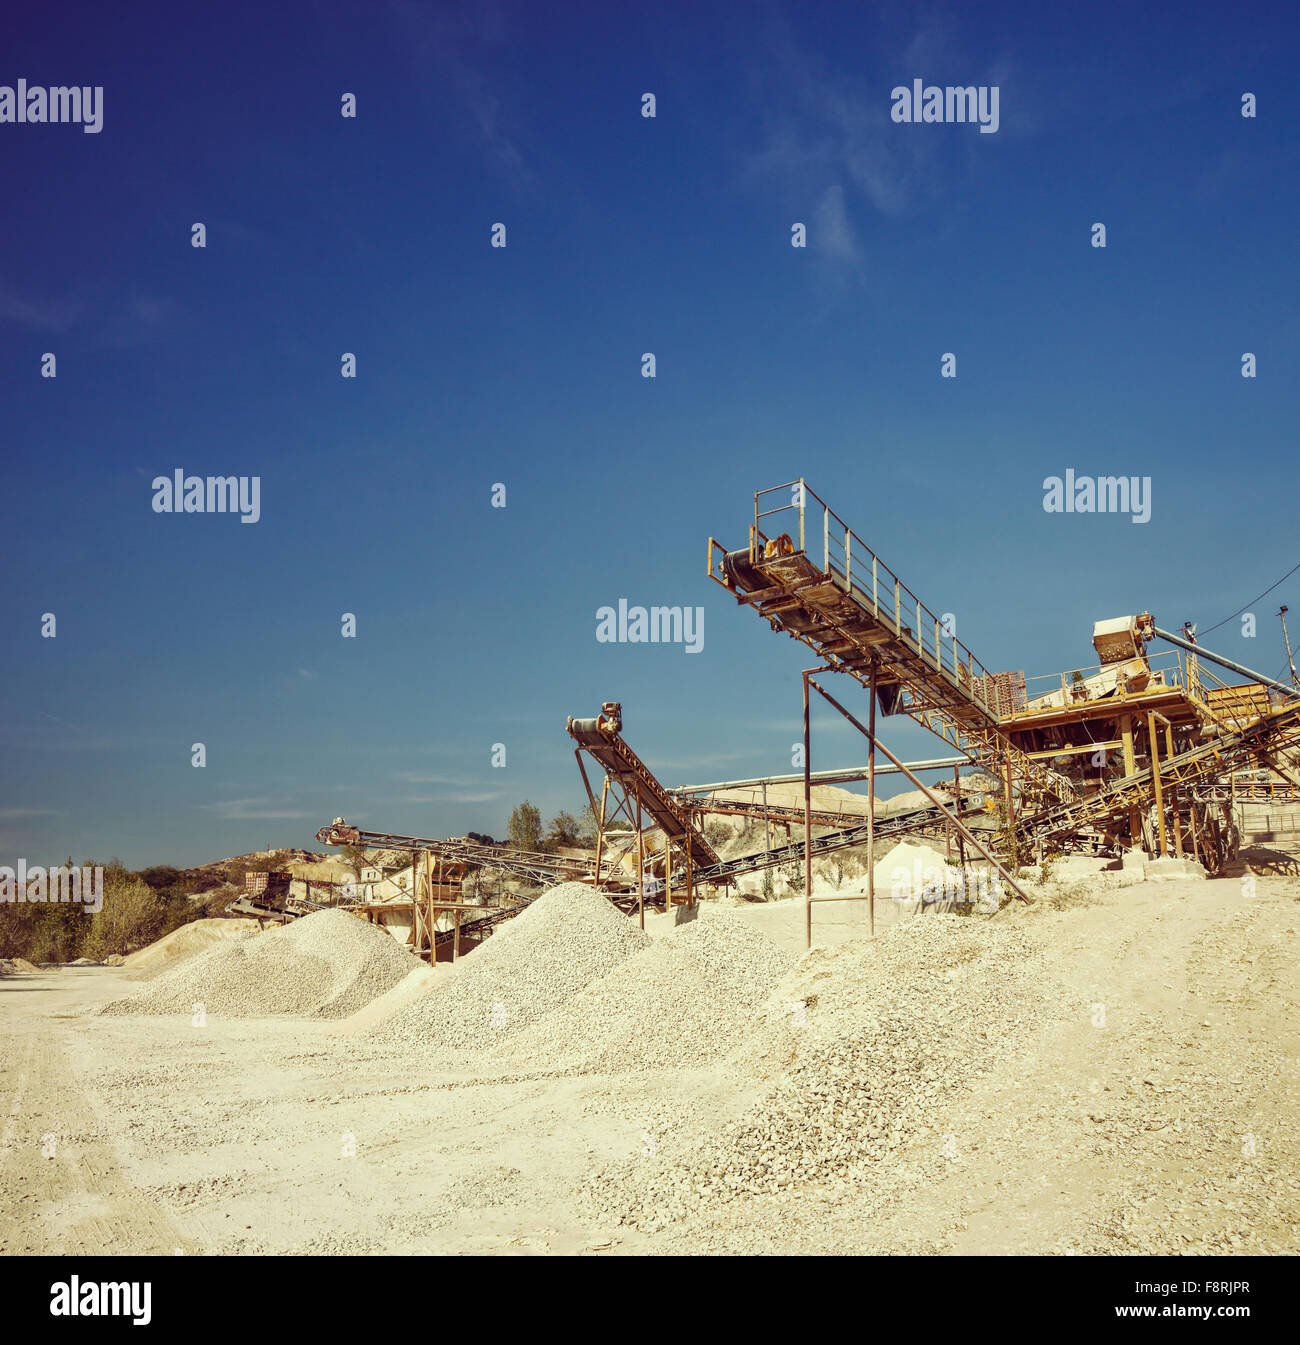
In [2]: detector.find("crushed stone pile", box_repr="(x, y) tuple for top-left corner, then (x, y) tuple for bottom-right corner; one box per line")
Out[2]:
(497, 910), (795, 1074)
(583, 912), (1042, 1231)
(124, 917), (258, 979)
(871, 840), (958, 897)
(369, 882), (649, 1052)
(97, 909), (422, 1018)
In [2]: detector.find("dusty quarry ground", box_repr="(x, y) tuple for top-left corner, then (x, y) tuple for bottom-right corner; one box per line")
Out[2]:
(1, 873), (1296, 1256)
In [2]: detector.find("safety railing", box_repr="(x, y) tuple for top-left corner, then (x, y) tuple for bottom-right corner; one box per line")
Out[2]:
(1017, 649), (1185, 711)
(1192, 660), (1277, 729)
(752, 480), (1000, 715)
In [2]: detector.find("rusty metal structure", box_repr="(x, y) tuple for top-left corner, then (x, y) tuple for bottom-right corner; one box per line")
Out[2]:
(566, 701), (718, 922)
(708, 479), (1300, 926)
(315, 700), (987, 945)
(308, 477), (1299, 956)
(707, 481), (1075, 811)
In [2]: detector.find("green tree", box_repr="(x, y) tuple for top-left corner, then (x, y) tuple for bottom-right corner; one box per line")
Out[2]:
(575, 804), (599, 847)
(339, 844), (369, 874)
(507, 801), (543, 852)
(139, 865), (182, 893)
(546, 810), (582, 849)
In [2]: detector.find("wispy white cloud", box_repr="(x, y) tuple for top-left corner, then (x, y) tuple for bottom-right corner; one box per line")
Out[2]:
(0, 286), (85, 332)
(0, 281), (177, 344)
(402, 791), (500, 805)
(740, 2), (1014, 273)
(814, 183), (860, 265)
(198, 799), (313, 820)
(0, 712), (128, 752)
(387, 0), (528, 181)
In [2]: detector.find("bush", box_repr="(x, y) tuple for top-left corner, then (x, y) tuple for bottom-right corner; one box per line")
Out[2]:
(138, 865), (182, 892)
(702, 818), (731, 847)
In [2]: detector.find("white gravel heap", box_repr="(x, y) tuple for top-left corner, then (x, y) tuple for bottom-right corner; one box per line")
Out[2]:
(584, 912), (1042, 1230)
(124, 917), (259, 980)
(497, 910), (795, 1074)
(369, 881), (649, 1052)
(97, 909), (422, 1019)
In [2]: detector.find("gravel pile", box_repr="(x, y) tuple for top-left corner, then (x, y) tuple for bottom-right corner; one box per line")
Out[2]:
(583, 913), (1042, 1231)
(497, 910), (795, 1074)
(124, 917), (259, 980)
(369, 882), (649, 1052)
(97, 910), (422, 1019)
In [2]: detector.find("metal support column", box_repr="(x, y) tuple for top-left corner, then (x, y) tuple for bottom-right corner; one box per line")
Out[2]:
(867, 660), (876, 939)
(954, 764), (966, 868)
(594, 778), (610, 885)
(636, 793), (645, 931)
(1120, 713), (1141, 846)
(1148, 711), (1168, 857)
(807, 677), (1034, 908)
(1165, 722), (1183, 858)
(803, 669), (813, 950)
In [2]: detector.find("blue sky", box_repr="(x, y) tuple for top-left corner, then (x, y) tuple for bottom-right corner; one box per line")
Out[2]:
(1, 0), (1297, 866)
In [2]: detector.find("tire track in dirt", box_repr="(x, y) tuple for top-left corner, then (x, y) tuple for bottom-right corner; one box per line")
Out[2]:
(0, 1008), (197, 1255)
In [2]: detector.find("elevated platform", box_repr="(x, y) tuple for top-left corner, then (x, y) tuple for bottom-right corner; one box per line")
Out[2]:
(708, 481), (1072, 804)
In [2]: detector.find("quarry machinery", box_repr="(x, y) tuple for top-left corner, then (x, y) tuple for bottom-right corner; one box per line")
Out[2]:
(316, 696), (993, 946)
(566, 701), (720, 915)
(709, 480), (1300, 874)
(315, 819), (620, 890)
(564, 701), (991, 916)
(706, 480), (1075, 813)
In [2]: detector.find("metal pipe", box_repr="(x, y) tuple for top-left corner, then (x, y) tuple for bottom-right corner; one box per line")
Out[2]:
(672, 757), (968, 795)
(1152, 625), (1300, 700)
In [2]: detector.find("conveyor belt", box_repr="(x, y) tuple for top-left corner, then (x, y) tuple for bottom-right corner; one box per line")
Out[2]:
(640, 797), (988, 897)
(314, 822), (633, 889)
(431, 900), (530, 948)
(709, 483), (1074, 805)
(680, 785), (967, 828)
(566, 705), (720, 869)
(1018, 698), (1300, 846)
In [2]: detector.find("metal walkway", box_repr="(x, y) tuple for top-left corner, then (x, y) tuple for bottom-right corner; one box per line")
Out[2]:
(708, 481), (1073, 804)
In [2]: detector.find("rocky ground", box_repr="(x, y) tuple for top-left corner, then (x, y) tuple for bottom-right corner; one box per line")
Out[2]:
(0, 873), (1295, 1256)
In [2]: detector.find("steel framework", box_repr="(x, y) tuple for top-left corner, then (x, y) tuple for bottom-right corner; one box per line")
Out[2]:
(707, 480), (1074, 808)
